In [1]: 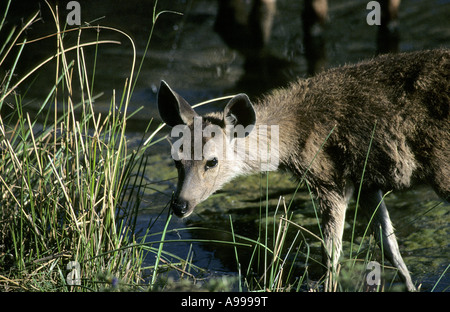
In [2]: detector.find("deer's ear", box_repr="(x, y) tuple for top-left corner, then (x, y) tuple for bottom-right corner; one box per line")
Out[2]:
(157, 81), (198, 127)
(223, 93), (256, 128)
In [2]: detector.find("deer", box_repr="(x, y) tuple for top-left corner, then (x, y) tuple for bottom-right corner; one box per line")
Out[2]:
(157, 49), (449, 291)
(215, 0), (401, 76)
(215, 0), (401, 54)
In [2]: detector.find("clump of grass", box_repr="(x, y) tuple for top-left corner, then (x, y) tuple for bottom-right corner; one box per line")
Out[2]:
(0, 0), (172, 291)
(225, 184), (402, 292)
(0, 0), (250, 292)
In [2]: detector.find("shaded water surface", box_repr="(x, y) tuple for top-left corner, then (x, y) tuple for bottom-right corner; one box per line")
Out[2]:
(5, 0), (449, 290)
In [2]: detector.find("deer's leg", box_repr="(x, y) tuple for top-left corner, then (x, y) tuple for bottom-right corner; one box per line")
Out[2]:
(320, 184), (353, 291)
(377, 0), (401, 53)
(360, 189), (416, 291)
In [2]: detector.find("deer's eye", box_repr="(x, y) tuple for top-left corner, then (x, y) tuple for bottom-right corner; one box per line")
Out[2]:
(205, 157), (218, 170)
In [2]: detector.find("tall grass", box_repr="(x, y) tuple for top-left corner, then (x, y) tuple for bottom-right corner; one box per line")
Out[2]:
(0, 0), (174, 291)
(0, 0), (254, 292)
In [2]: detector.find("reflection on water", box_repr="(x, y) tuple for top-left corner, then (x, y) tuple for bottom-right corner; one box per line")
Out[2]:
(3, 0), (449, 291)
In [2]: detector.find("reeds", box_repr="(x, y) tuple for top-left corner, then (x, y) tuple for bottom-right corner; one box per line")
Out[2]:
(0, 0), (162, 291)
(0, 0), (255, 292)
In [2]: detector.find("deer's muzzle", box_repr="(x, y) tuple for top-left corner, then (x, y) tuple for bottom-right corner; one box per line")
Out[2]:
(170, 198), (192, 218)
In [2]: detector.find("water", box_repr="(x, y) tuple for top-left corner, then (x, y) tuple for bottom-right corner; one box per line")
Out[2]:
(6, 0), (449, 291)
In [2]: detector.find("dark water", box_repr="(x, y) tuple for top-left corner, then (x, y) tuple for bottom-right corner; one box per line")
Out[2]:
(5, 0), (449, 291)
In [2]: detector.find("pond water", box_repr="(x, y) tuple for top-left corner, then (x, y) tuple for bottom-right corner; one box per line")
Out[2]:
(6, 0), (449, 291)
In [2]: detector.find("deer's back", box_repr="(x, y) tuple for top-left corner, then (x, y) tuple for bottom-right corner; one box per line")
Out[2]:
(269, 49), (449, 192)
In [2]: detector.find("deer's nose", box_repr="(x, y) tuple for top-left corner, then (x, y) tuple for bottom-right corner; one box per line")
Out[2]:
(171, 199), (189, 218)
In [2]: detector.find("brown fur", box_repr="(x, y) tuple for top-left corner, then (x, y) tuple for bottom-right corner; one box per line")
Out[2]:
(257, 49), (449, 198)
(158, 49), (449, 291)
